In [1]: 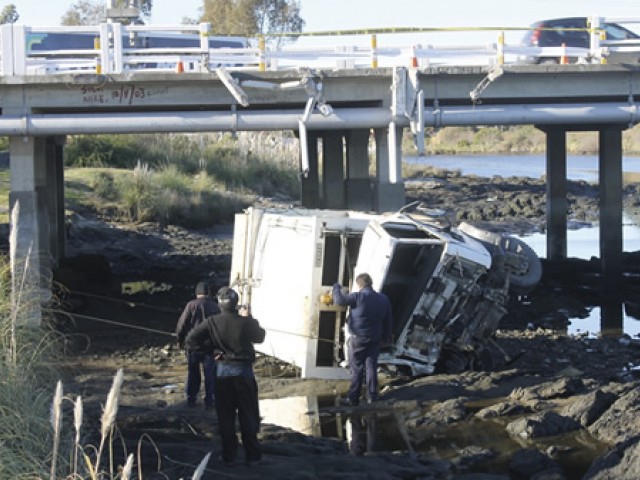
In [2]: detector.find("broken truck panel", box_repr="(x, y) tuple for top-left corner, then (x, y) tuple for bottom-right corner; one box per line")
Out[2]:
(230, 204), (542, 379)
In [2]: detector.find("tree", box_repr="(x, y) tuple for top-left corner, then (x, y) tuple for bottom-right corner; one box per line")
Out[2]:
(61, 0), (153, 26)
(0, 4), (18, 24)
(201, 0), (304, 45)
(61, 0), (104, 25)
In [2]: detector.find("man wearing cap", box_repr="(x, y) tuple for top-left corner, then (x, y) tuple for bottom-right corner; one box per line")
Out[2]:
(186, 286), (266, 466)
(176, 281), (220, 409)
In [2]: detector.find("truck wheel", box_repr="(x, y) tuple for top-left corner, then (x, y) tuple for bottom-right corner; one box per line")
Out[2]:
(499, 236), (543, 292)
(436, 345), (470, 374)
(458, 222), (542, 292)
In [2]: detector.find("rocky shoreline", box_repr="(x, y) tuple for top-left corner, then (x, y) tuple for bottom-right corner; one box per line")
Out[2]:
(55, 172), (640, 479)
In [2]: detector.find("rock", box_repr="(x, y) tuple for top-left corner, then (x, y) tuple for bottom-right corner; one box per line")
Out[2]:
(506, 411), (581, 439)
(475, 401), (531, 420)
(583, 436), (640, 480)
(509, 378), (584, 405)
(588, 386), (640, 444)
(560, 389), (617, 427)
(451, 445), (495, 471)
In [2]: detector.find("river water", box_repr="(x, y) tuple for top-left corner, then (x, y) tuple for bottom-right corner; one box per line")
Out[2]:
(405, 153), (640, 337)
(404, 153), (640, 182)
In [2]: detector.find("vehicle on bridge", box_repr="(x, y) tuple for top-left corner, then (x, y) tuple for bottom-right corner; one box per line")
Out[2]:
(230, 203), (542, 379)
(518, 17), (640, 65)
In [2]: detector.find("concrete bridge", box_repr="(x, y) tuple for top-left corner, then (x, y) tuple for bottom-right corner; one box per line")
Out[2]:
(4, 53), (640, 324)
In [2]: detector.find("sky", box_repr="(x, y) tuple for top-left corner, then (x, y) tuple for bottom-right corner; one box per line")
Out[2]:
(7, 0), (640, 47)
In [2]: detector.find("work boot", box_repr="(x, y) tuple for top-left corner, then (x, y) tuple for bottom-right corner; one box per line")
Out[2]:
(340, 397), (359, 407)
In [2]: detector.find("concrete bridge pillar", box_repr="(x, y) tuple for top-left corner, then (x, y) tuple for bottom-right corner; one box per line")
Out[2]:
(374, 125), (405, 212)
(543, 127), (568, 261)
(322, 132), (345, 209)
(46, 136), (66, 266)
(8, 135), (66, 327)
(598, 126), (624, 288)
(9, 137), (48, 326)
(300, 132), (320, 209)
(299, 127), (405, 212)
(345, 129), (372, 210)
(540, 124), (626, 335)
(599, 126), (624, 335)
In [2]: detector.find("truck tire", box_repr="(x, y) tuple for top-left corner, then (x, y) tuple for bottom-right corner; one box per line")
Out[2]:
(458, 222), (542, 292)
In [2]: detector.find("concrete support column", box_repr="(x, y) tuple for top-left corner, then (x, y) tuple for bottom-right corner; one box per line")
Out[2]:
(322, 132), (345, 209)
(545, 127), (568, 260)
(9, 136), (51, 327)
(599, 126), (624, 335)
(300, 132), (320, 208)
(373, 125), (405, 212)
(345, 129), (372, 210)
(46, 136), (66, 266)
(598, 127), (623, 286)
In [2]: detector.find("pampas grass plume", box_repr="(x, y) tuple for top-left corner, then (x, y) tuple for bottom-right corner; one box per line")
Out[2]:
(50, 380), (63, 480)
(191, 452), (211, 480)
(121, 453), (134, 480)
(101, 368), (124, 439)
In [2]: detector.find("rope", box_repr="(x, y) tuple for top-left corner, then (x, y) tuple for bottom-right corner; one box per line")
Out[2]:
(58, 292), (341, 344)
(58, 309), (177, 337)
(70, 290), (181, 314)
(58, 305), (340, 344)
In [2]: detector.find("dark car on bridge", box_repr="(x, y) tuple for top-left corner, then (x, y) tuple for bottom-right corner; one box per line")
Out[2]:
(517, 17), (640, 64)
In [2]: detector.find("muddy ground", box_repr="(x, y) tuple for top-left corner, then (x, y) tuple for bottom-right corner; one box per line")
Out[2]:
(52, 174), (640, 479)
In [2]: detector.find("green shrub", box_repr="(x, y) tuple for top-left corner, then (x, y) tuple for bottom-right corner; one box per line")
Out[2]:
(90, 170), (117, 200)
(116, 161), (156, 222)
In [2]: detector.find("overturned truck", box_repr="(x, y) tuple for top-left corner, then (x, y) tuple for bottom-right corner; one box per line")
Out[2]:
(231, 203), (542, 379)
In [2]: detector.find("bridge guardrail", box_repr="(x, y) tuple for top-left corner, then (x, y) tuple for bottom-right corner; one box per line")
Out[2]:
(1, 15), (640, 76)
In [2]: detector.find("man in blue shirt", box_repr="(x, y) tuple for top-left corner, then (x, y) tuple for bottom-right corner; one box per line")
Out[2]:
(333, 273), (393, 406)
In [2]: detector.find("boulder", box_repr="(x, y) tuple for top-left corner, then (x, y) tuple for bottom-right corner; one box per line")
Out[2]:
(506, 411), (581, 440)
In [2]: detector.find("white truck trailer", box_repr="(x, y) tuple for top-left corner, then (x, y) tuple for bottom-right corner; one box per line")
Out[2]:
(230, 203), (542, 379)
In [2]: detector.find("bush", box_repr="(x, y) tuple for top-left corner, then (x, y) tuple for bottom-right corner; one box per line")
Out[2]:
(90, 170), (117, 200)
(116, 161), (156, 222)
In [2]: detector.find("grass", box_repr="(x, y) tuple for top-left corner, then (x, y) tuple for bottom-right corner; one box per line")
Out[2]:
(62, 141), (299, 228)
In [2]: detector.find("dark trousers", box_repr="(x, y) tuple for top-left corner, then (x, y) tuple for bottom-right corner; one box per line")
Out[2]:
(348, 336), (381, 404)
(186, 351), (215, 405)
(215, 375), (262, 463)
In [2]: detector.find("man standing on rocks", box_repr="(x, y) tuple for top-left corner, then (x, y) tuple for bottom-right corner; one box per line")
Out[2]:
(333, 273), (393, 406)
(176, 281), (220, 409)
(186, 286), (266, 466)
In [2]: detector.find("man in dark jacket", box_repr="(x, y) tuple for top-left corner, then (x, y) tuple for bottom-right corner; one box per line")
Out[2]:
(175, 281), (220, 409)
(186, 286), (266, 465)
(333, 273), (392, 406)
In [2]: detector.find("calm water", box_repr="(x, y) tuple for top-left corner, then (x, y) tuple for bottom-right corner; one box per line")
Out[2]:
(406, 153), (640, 337)
(404, 153), (640, 182)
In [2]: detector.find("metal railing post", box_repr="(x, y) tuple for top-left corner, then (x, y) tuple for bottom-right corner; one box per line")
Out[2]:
(371, 34), (378, 68)
(12, 24), (25, 75)
(599, 30), (607, 64)
(497, 31), (504, 65)
(200, 22), (211, 72)
(589, 14), (603, 64)
(258, 35), (266, 71)
(0, 24), (14, 76)
(111, 22), (123, 73)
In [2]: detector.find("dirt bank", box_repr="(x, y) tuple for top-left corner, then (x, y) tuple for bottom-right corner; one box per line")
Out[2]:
(53, 173), (640, 479)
